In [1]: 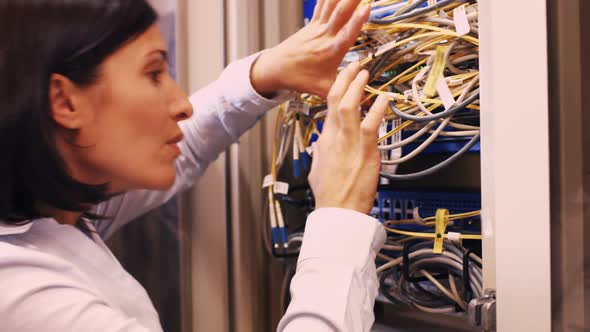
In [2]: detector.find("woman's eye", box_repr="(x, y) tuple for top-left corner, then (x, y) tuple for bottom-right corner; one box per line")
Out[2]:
(148, 70), (163, 84)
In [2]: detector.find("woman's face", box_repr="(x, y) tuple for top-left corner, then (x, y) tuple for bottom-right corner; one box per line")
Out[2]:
(56, 24), (193, 192)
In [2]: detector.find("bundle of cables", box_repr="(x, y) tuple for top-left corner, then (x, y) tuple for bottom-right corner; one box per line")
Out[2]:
(263, 101), (318, 255)
(377, 208), (483, 314)
(263, 0), (483, 315)
(289, 0), (481, 180)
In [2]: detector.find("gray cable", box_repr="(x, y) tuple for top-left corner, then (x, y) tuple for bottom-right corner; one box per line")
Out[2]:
(390, 91), (480, 123)
(370, 0), (463, 24)
(378, 119), (437, 150)
(380, 132), (480, 181)
(395, 0), (428, 16)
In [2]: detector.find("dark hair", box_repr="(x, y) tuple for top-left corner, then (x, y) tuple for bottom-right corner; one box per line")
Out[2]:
(0, 1), (158, 223)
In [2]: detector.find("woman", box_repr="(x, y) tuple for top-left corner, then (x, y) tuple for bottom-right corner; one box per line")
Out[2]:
(0, 0), (388, 331)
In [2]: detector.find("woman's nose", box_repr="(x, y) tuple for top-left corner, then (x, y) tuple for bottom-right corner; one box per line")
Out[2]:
(170, 86), (194, 122)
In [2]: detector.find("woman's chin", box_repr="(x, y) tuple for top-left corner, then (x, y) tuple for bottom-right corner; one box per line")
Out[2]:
(142, 170), (176, 191)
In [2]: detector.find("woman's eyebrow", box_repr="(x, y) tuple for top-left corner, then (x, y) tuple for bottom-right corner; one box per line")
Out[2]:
(146, 49), (168, 63)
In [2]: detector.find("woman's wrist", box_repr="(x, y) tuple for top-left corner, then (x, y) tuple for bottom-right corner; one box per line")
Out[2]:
(250, 48), (288, 98)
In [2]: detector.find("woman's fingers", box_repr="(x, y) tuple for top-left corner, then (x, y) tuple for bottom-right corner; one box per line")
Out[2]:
(319, 0), (340, 24)
(335, 4), (370, 50)
(337, 69), (369, 135)
(328, 0), (366, 34)
(324, 62), (361, 133)
(311, 0), (325, 23)
(360, 94), (388, 157)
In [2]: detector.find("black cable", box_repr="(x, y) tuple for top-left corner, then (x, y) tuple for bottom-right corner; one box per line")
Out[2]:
(463, 248), (473, 303)
(379, 239), (483, 312)
(379, 268), (407, 305)
(370, 0), (464, 24)
(390, 92), (480, 122)
(402, 240), (423, 282)
(380, 133), (480, 181)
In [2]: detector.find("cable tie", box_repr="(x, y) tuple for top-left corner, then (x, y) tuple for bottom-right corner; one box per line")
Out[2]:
(433, 208), (449, 254)
(423, 46), (447, 98)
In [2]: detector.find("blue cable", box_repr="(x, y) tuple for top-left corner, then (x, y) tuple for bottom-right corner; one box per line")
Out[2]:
(293, 159), (301, 177)
(300, 152), (310, 171)
(271, 227), (280, 249)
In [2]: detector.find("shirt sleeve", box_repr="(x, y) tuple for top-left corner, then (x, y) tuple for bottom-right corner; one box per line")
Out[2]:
(277, 208), (386, 332)
(0, 243), (155, 332)
(92, 53), (292, 239)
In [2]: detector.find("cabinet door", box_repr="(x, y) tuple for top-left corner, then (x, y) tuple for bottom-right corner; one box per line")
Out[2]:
(479, 1), (551, 331)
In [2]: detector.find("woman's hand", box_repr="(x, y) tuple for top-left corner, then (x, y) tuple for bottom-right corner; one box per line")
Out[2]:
(251, 0), (370, 98)
(308, 62), (388, 214)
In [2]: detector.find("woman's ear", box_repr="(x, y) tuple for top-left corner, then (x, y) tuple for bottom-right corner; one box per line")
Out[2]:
(49, 73), (86, 129)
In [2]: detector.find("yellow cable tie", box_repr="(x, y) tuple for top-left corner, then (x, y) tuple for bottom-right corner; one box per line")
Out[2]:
(433, 208), (449, 254)
(423, 45), (447, 98)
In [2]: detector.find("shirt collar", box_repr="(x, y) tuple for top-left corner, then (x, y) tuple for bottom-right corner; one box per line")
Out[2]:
(0, 221), (34, 235)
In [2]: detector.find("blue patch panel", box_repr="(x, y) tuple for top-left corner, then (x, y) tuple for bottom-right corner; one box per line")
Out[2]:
(371, 190), (481, 231)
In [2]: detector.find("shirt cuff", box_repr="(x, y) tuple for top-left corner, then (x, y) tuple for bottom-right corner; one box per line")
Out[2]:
(217, 52), (295, 116)
(298, 208), (386, 270)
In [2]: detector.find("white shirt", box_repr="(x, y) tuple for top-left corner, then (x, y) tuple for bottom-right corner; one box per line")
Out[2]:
(0, 54), (386, 332)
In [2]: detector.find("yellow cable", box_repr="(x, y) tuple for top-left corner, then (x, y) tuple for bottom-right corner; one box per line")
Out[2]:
(362, 57), (430, 105)
(393, 0), (413, 16)
(384, 226), (482, 240)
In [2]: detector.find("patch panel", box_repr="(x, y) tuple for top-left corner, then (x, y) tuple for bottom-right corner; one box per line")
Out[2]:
(372, 190), (481, 224)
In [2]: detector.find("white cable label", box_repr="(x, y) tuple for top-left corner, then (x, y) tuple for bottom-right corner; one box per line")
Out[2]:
(273, 181), (289, 195)
(262, 174), (274, 189)
(379, 120), (387, 139)
(428, 0), (437, 5)
(375, 40), (397, 57)
(301, 103), (310, 116)
(436, 77), (456, 110)
(449, 78), (464, 87)
(447, 232), (461, 242)
(466, 4), (477, 17)
(372, 30), (394, 45)
(403, 90), (413, 99)
(453, 5), (470, 36)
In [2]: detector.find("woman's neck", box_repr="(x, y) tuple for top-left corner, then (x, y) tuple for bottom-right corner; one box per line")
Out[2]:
(35, 202), (83, 226)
